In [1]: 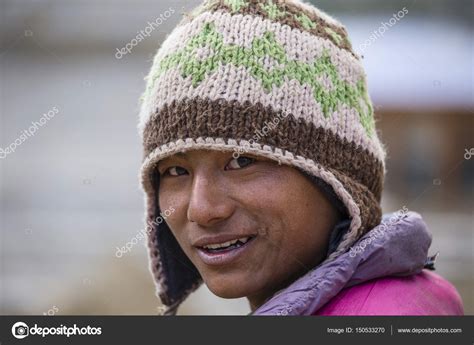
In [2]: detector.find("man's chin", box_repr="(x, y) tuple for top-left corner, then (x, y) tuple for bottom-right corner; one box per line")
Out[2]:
(204, 274), (260, 299)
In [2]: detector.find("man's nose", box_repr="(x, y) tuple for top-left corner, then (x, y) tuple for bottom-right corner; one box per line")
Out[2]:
(186, 174), (234, 226)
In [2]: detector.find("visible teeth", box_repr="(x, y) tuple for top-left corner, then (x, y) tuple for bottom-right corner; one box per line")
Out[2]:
(238, 236), (251, 244)
(203, 236), (251, 250)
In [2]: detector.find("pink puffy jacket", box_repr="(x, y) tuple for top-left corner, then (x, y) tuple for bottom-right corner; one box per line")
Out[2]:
(314, 270), (464, 315)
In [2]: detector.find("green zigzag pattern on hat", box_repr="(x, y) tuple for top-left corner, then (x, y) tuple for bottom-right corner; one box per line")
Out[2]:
(224, 0), (248, 13)
(184, 0), (352, 55)
(260, 1), (285, 20)
(145, 22), (375, 136)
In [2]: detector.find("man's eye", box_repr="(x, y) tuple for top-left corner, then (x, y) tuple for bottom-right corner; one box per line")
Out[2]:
(226, 156), (255, 170)
(165, 166), (187, 176)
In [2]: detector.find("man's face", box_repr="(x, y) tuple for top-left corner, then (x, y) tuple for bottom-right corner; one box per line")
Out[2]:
(157, 150), (339, 309)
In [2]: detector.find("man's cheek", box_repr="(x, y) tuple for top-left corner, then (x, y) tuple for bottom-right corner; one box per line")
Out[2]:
(159, 201), (184, 229)
(169, 222), (196, 259)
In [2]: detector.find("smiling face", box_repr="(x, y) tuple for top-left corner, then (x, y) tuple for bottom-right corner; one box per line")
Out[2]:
(157, 150), (340, 311)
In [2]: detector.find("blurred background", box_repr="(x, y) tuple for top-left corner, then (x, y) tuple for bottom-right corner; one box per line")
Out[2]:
(1, 0), (472, 315)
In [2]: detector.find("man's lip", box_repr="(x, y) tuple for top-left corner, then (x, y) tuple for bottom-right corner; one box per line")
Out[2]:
(192, 233), (258, 248)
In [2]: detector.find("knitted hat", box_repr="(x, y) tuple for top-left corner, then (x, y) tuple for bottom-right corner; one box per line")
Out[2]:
(138, 0), (386, 315)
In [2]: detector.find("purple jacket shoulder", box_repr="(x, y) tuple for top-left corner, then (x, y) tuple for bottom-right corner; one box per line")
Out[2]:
(313, 270), (464, 315)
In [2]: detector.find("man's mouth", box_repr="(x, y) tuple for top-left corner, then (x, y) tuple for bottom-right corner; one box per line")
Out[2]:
(199, 236), (256, 254)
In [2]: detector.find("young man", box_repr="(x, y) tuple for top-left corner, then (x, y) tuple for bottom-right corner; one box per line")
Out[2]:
(137, 0), (464, 315)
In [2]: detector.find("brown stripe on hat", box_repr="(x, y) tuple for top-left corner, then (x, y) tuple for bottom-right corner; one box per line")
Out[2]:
(142, 97), (384, 200)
